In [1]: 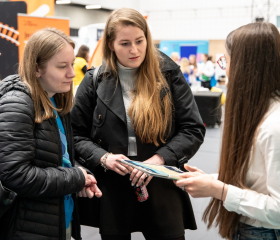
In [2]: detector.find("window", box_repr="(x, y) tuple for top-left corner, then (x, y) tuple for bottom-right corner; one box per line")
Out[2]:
(277, 16), (280, 28)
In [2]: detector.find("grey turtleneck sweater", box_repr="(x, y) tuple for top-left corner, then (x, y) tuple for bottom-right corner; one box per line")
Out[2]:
(117, 62), (137, 156)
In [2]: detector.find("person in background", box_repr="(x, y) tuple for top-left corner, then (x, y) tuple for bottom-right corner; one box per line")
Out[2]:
(189, 54), (197, 72)
(188, 54), (200, 86)
(176, 22), (280, 240)
(180, 57), (191, 85)
(197, 53), (215, 89)
(0, 28), (102, 240)
(71, 8), (205, 240)
(73, 44), (90, 94)
(170, 51), (180, 64)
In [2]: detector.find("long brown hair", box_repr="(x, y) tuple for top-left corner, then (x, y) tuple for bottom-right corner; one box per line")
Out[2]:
(102, 8), (172, 146)
(19, 28), (75, 123)
(203, 22), (280, 239)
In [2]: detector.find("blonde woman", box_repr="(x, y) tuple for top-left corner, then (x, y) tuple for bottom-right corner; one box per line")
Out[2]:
(0, 28), (102, 240)
(179, 57), (191, 85)
(71, 8), (205, 240)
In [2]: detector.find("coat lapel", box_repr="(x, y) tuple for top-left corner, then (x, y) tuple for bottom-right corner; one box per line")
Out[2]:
(96, 76), (127, 124)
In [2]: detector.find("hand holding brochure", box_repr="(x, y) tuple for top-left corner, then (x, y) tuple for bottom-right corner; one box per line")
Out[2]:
(117, 159), (185, 180)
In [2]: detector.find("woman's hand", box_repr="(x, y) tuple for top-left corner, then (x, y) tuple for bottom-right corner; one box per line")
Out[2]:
(175, 164), (226, 200)
(129, 154), (164, 187)
(101, 153), (132, 176)
(144, 154), (165, 165)
(129, 168), (152, 187)
(78, 167), (102, 198)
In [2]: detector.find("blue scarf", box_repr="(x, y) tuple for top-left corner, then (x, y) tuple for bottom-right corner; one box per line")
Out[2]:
(50, 97), (74, 229)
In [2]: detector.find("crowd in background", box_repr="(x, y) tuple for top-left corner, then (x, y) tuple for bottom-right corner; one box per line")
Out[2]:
(171, 52), (227, 91)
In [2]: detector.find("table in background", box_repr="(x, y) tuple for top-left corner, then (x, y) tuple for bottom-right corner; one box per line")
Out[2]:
(193, 91), (222, 127)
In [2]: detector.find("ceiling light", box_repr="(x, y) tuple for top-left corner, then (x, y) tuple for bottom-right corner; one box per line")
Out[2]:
(56, 0), (71, 4)
(85, 4), (102, 9)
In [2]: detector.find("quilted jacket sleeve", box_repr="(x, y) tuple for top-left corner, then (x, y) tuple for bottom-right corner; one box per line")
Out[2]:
(0, 90), (85, 197)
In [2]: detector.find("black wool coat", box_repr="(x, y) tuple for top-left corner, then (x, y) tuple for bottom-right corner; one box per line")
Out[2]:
(71, 52), (206, 237)
(0, 75), (85, 240)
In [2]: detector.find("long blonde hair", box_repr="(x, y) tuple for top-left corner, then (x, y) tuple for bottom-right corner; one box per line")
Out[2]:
(102, 8), (172, 146)
(203, 22), (280, 239)
(19, 28), (74, 123)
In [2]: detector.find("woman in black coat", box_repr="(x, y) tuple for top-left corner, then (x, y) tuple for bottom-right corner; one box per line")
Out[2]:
(0, 28), (102, 240)
(71, 8), (205, 240)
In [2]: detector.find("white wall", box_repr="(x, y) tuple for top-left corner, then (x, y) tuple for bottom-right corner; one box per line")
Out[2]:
(139, 0), (280, 40)
(54, 1), (140, 29)
(55, 5), (109, 29)
(70, 0), (139, 11)
(54, 0), (280, 40)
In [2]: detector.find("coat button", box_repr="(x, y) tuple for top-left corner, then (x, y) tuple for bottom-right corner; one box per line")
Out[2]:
(98, 114), (103, 120)
(97, 139), (102, 144)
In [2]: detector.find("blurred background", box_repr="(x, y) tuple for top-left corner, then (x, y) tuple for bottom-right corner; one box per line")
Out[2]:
(0, 1), (278, 239)
(1, 0), (280, 79)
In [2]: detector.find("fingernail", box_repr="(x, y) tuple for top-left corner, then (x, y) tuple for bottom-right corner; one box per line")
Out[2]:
(131, 183), (134, 186)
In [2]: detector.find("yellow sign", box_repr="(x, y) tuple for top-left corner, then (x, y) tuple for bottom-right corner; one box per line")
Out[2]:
(10, 0), (54, 16)
(17, 14), (69, 62)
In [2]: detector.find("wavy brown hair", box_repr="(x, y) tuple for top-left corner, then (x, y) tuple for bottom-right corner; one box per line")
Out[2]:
(102, 8), (172, 146)
(19, 28), (75, 123)
(203, 22), (280, 239)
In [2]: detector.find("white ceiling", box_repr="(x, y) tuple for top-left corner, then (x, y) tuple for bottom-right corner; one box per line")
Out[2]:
(65, 0), (139, 11)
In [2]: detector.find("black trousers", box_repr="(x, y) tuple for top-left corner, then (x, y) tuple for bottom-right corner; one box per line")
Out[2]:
(101, 233), (185, 240)
(201, 80), (211, 90)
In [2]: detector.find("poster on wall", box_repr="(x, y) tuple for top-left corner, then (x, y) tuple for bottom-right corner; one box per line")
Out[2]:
(180, 45), (198, 59)
(17, 14), (70, 62)
(159, 40), (209, 62)
(96, 28), (104, 41)
(0, 1), (26, 79)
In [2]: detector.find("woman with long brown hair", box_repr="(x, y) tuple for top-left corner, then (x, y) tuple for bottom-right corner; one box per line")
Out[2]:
(71, 8), (205, 240)
(176, 22), (280, 240)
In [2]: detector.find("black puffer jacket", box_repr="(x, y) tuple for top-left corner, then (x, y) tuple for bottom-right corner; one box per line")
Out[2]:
(0, 75), (85, 240)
